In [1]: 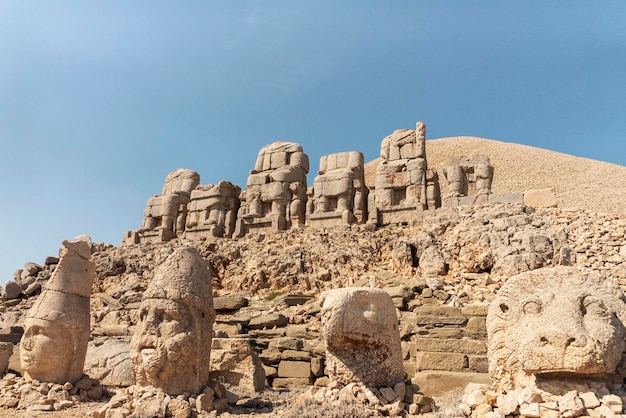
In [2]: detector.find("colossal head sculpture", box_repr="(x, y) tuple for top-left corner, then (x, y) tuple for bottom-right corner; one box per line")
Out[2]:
(320, 287), (404, 387)
(20, 235), (95, 384)
(487, 266), (626, 392)
(130, 247), (215, 395)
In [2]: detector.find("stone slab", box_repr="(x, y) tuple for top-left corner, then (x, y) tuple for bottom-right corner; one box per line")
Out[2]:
(411, 371), (490, 397)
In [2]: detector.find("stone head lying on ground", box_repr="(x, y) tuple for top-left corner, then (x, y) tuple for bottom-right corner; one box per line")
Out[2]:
(20, 234), (95, 384)
(130, 246), (215, 395)
(487, 266), (626, 392)
(320, 287), (404, 387)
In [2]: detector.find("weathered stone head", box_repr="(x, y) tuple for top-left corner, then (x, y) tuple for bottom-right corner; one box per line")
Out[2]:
(487, 266), (626, 392)
(20, 234), (95, 384)
(130, 247), (215, 395)
(320, 287), (404, 387)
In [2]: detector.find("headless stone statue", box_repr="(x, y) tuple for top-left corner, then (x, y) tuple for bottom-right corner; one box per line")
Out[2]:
(20, 235), (95, 384)
(130, 247), (215, 395)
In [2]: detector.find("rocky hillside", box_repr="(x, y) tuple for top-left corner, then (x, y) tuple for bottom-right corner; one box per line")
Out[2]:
(365, 136), (626, 215)
(2, 138), (626, 416)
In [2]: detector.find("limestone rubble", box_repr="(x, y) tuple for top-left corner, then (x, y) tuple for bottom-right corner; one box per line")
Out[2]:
(1, 127), (626, 416)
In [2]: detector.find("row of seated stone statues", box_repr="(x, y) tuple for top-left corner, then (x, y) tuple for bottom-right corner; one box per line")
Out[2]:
(123, 121), (495, 244)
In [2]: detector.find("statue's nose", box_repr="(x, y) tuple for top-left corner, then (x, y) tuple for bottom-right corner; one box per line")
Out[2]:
(535, 326), (588, 349)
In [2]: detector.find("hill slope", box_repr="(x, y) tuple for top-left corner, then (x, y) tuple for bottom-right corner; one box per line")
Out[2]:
(365, 136), (626, 214)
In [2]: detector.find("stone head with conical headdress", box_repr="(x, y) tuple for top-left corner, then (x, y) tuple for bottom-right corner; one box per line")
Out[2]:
(20, 235), (95, 384)
(130, 246), (215, 395)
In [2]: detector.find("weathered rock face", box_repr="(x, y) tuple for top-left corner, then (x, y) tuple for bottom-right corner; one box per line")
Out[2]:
(442, 155), (494, 207)
(372, 122), (440, 225)
(210, 338), (266, 392)
(235, 142), (309, 236)
(309, 151), (368, 226)
(126, 169), (200, 244)
(130, 246), (215, 395)
(20, 235), (95, 384)
(321, 287), (404, 387)
(487, 266), (626, 392)
(185, 181), (241, 239)
(236, 142), (309, 236)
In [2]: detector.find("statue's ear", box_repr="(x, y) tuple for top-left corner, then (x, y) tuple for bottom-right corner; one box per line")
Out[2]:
(490, 296), (513, 320)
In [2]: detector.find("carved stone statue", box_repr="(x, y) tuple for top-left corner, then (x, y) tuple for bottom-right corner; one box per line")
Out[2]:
(320, 287), (404, 387)
(122, 169), (200, 244)
(184, 181), (241, 239)
(235, 142), (309, 236)
(487, 266), (626, 392)
(130, 247), (215, 395)
(20, 235), (95, 384)
(310, 151), (368, 226)
(442, 155), (493, 206)
(373, 122), (438, 225)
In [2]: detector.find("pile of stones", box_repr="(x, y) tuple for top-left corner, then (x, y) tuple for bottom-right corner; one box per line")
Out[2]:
(0, 373), (103, 412)
(460, 383), (625, 418)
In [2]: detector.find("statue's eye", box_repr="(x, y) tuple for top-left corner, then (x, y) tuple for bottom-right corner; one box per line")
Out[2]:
(161, 312), (172, 322)
(582, 296), (608, 317)
(523, 300), (542, 315)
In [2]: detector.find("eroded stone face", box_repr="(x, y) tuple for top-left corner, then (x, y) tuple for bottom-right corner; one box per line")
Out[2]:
(487, 266), (626, 391)
(20, 235), (95, 384)
(320, 287), (404, 387)
(130, 247), (214, 395)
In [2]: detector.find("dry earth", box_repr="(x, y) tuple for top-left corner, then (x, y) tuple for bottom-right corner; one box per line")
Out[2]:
(365, 136), (626, 215)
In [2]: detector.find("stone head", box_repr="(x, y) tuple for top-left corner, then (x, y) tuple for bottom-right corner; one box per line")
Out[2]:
(487, 266), (626, 391)
(20, 235), (94, 384)
(320, 287), (404, 387)
(130, 246), (214, 395)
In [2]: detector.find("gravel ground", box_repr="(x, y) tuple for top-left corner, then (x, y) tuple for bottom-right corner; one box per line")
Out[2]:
(365, 136), (626, 215)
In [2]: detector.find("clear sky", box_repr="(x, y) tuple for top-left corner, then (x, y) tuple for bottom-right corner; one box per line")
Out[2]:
(1, 2), (625, 284)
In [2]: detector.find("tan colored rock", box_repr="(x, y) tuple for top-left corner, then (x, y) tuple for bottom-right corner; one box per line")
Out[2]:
(321, 287), (404, 387)
(524, 187), (558, 208)
(20, 235), (95, 384)
(0, 343), (12, 376)
(373, 122), (436, 225)
(130, 247), (215, 395)
(310, 151), (368, 226)
(487, 266), (626, 392)
(185, 181), (241, 239)
(441, 155), (493, 207)
(236, 141), (309, 236)
(126, 169), (200, 244)
(210, 338), (265, 392)
(277, 360), (312, 378)
(84, 338), (133, 387)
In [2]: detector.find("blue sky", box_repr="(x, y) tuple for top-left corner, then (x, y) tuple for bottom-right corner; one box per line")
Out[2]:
(1, 2), (625, 283)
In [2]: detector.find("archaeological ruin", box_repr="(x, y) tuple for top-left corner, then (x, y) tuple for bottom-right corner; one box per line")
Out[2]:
(2, 121), (626, 416)
(20, 235), (95, 385)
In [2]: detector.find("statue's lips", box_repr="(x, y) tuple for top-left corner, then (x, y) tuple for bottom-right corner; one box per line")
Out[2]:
(21, 352), (32, 364)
